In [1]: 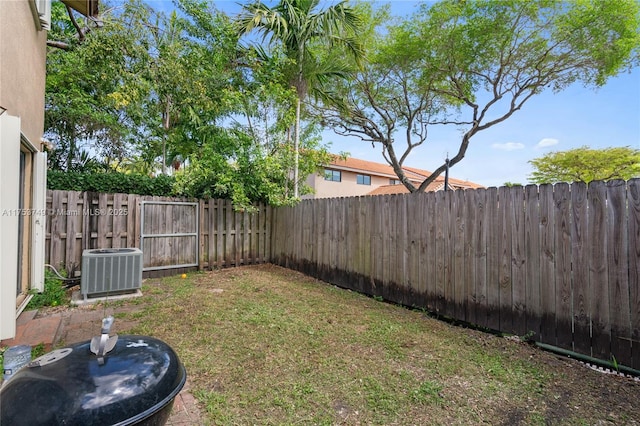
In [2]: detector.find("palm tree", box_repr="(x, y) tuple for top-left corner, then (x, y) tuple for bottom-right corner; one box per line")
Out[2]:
(237, 0), (363, 197)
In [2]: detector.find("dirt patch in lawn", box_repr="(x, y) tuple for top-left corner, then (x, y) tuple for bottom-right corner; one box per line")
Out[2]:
(70, 264), (640, 425)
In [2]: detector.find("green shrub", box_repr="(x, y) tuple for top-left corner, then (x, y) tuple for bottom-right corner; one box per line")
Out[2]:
(27, 270), (68, 309)
(47, 170), (177, 196)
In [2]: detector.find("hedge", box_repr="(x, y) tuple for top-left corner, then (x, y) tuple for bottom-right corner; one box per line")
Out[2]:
(47, 170), (177, 196)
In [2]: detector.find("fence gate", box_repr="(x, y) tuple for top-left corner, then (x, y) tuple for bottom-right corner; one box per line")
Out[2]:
(140, 201), (199, 271)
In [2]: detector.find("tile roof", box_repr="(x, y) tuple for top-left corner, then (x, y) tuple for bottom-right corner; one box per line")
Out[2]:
(368, 182), (444, 195)
(328, 156), (484, 190)
(329, 157), (411, 179)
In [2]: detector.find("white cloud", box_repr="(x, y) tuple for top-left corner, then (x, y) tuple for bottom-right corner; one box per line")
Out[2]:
(536, 138), (559, 149)
(491, 142), (525, 151)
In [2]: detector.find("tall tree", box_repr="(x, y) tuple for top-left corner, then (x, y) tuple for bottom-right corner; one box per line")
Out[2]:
(173, 45), (334, 207)
(237, 0), (363, 197)
(46, 0), (241, 174)
(529, 146), (640, 184)
(131, 0), (242, 174)
(45, 1), (142, 171)
(316, 0), (640, 193)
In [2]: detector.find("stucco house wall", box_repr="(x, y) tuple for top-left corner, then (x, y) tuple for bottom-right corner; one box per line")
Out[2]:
(0, 0), (48, 340)
(306, 170), (396, 199)
(0, 1), (47, 144)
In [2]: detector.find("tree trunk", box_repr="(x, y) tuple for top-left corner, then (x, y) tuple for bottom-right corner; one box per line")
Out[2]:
(161, 96), (171, 175)
(294, 97), (300, 198)
(162, 133), (167, 175)
(67, 130), (76, 171)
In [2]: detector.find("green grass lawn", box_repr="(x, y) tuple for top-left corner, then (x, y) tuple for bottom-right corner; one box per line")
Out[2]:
(119, 264), (640, 425)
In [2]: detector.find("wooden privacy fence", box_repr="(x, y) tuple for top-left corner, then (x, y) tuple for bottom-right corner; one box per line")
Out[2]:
(140, 200), (199, 271)
(46, 181), (640, 370)
(271, 179), (640, 370)
(199, 199), (271, 269)
(45, 190), (270, 276)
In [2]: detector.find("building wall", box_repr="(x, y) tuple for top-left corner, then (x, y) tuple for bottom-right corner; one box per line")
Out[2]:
(0, 1), (47, 145)
(305, 170), (398, 199)
(0, 1), (47, 340)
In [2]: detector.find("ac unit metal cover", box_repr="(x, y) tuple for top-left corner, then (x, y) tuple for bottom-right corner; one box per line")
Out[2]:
(81, 248), (143, 299)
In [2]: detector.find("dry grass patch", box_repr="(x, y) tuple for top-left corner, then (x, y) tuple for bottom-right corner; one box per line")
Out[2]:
(117, 264), (640, 425)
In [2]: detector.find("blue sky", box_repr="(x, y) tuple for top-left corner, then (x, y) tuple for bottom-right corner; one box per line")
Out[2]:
(148, 0), (640, 187)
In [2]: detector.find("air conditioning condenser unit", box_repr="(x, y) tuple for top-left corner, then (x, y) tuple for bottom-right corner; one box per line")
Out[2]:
(81, 248), (143, 301)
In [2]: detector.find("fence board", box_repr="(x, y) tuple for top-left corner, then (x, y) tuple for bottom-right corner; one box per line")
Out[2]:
(443, 192), (455, 319)
(270, 204), (280, 263)
(114, 194), (123, 249)
(509, 186), (526, 336)
(254, 206), (261, 265)
(434, 191), (446, 315)
(366, 197), (378, 295)
(81, 192), (90, 252)
(361, 198), (371, 291)
(233, 208), (240, 267)
(224, 201), (233, 267)
(475, 188), (488, 329)
(588, 181), (610, 360)
(127, 194), (137, 248)
(461, 190), (474, 324)
(216, 200), (224, 267)
(498, 186), (513, 333)
(338, 199), (347, 280)
(422, 193), (434, 310)
(343, 198), (353, 283)
(606, 180), (631, 366)
(407, 194), (420, 302)
(263, 203), (270, 263)
(199, 201), (207, 269)
(572, 182), (591, 355)
(380, 196), (391, 292)
(134, 195), (141, 250)
(65, 191), (79, 269)
(629, 181), (640, 370)
(328, 199), (335, 273)
(313, 201), (322, 272)
(292, 203), (301, 264)
(49, 190), (64, 268)
(452, 190), (465, 321)
(524, 185), (541, 339)
(486, 188), (500, 331)
(395, 195), (408, 303)
(321, 200), (330, 275)
(374, 196), (384, 294)
(97, 193), (108, 249)
(538, 184), (556, 345)
(235, 208), (242, 264)
(249, 206), (257, 265)
(330, 199), (338, 273)
(349, 198), (361, 289)
(554, 183), (573, 351)
(242, 210), (249, 264)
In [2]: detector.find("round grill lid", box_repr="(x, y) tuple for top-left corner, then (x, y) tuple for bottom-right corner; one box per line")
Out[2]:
(0, 335), (186, 426)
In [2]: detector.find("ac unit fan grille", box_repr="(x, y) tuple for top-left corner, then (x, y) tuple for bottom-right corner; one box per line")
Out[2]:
(81, 248), (143, 298)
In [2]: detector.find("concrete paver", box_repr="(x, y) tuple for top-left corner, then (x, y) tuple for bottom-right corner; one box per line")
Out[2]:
(1, 312), (62, 351)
